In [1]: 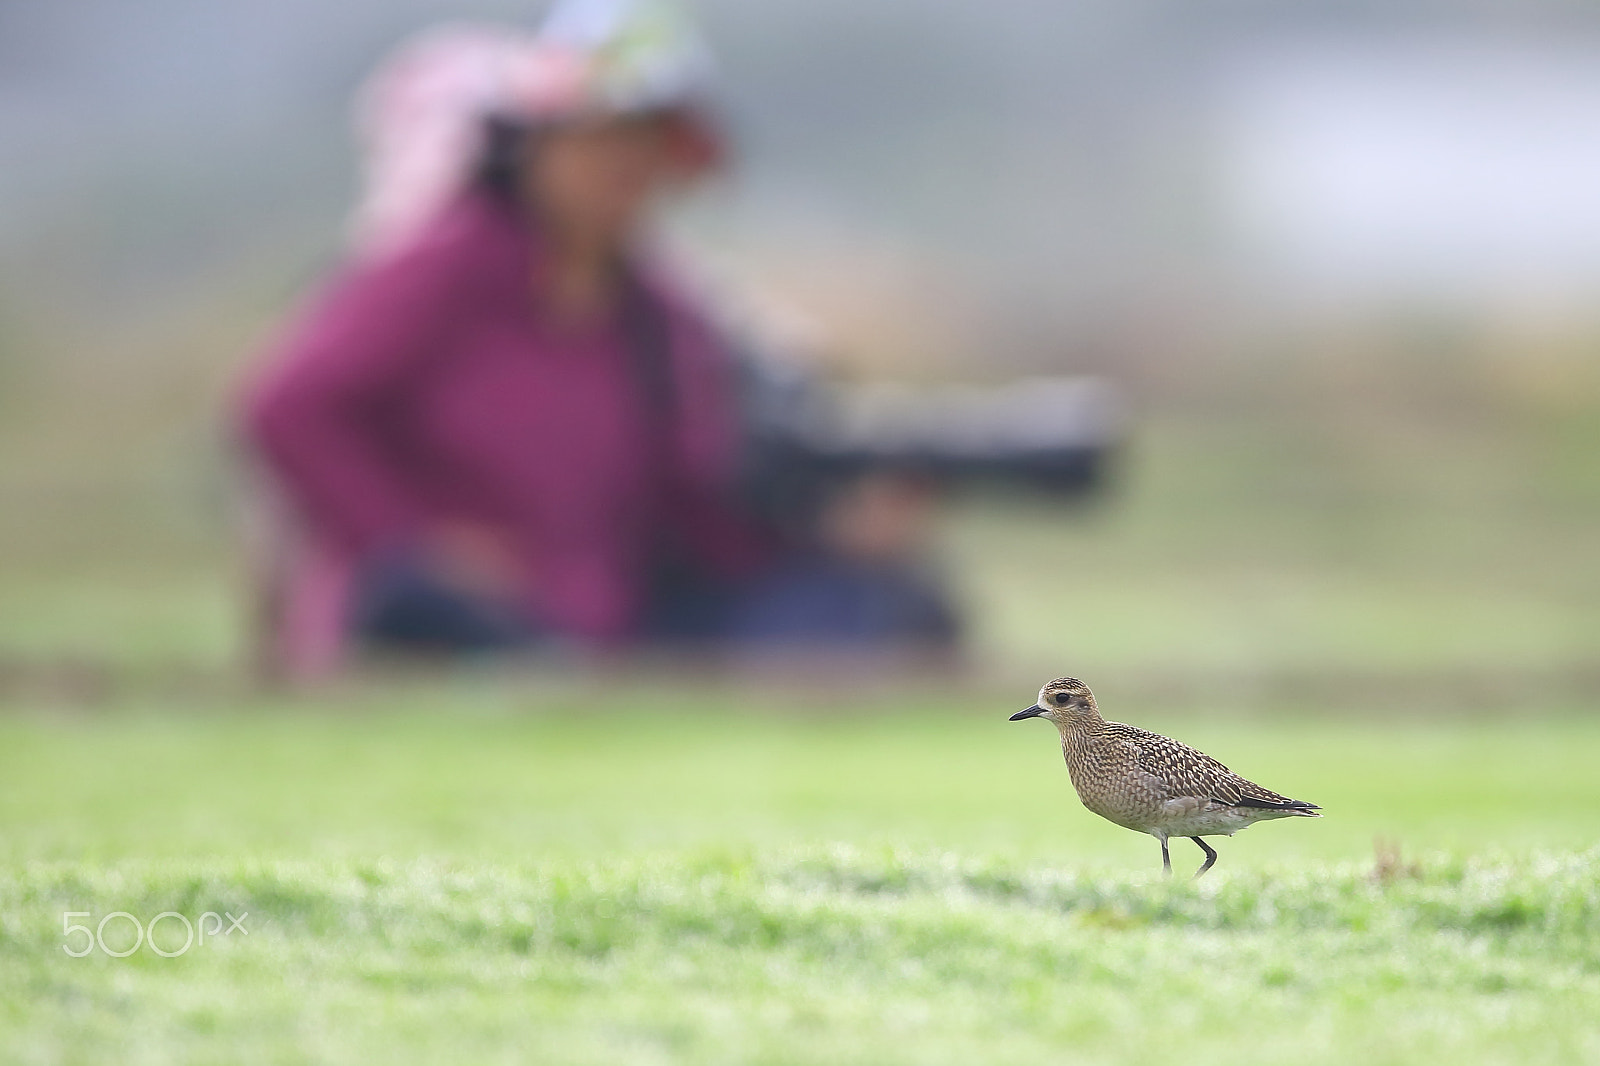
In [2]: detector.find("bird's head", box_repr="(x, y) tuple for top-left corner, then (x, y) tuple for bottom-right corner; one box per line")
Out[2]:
(1009, 677), (1099, 726)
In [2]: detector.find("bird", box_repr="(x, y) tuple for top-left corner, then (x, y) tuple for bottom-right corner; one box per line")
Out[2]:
(1009, 677), (1320, 878)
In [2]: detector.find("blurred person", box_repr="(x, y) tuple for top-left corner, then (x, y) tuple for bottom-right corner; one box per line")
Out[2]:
(239, 0), (958, 680)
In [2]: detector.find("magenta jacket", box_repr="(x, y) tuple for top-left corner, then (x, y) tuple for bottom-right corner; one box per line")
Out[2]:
(242, 192), (765, 671)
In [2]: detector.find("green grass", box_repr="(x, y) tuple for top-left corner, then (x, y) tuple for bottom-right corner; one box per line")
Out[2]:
(4, 691), (1600, 1063)
(8, 848), (1600, 1065)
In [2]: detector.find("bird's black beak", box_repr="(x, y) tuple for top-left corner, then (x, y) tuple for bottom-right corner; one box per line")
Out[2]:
(1009, 704), (1045, 721)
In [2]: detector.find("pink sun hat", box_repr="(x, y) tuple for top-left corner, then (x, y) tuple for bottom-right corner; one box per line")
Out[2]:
(349, 0), (724, 258)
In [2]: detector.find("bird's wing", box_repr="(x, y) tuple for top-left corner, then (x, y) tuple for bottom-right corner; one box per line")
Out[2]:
(1107, 723), (1295, 807)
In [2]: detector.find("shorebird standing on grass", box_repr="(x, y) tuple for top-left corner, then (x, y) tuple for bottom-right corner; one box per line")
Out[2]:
(1010, 677), (1320, 878)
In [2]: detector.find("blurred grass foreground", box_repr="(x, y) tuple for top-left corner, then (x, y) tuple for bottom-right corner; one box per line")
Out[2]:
(4, 701), (1600, 1063)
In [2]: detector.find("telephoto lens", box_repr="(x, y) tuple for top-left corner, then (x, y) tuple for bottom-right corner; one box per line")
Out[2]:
(735, 350), (1124, 536)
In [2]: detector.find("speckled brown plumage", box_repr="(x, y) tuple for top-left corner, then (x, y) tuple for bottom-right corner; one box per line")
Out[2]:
(1010, 677), (1320, 877)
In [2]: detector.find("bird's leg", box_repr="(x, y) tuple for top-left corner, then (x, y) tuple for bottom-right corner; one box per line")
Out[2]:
(1160, 836), (1172, 876)
(1191, 837), (1218, 879)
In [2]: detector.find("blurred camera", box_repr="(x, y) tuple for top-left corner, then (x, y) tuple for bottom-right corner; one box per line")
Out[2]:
(736, 352), (1124, 536)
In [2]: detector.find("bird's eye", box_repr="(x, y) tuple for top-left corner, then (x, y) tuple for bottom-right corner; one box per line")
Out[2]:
(1052, 692), (1072, 705)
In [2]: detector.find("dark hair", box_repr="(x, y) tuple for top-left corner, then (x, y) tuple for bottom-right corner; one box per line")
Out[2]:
(474, 114), (538, 202)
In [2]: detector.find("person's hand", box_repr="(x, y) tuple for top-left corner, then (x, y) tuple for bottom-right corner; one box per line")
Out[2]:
(817, 473), (940, 564)
(423, 521), (525, 599)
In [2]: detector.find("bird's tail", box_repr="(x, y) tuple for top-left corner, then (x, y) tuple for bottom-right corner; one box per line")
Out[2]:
(1236, 796), (1322, 818)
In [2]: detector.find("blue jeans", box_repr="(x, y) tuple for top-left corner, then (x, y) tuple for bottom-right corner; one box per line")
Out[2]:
(353, 553), (958, 654)
(351, 557), (538, 654)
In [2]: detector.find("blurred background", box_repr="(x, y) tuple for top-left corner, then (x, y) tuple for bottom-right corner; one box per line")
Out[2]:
(2, 0), (1598, 704)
